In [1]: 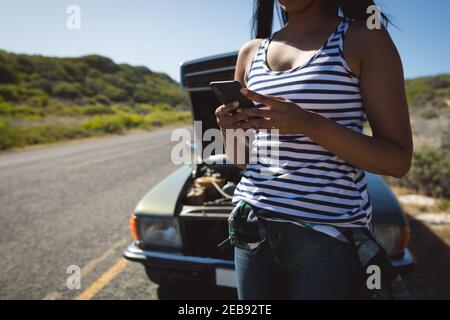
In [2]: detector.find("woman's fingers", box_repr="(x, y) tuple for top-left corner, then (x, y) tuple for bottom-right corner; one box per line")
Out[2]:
(230, 113), (249, 123)
(245, 118), (274, 129)
(215, 101), (240, 116)
(240, 88), (285, 108)
(215, 94), (279, 130)
(236, 107), (271, 118)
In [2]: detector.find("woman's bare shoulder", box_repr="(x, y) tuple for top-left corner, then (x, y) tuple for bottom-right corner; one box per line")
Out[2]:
(235, 39), (265, 86)
(345, 20), (399, 77)
(239, 39), (265, 56)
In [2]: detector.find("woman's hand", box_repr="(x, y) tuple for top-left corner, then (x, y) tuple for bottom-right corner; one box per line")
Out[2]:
(215, 100), (253, 168)
(237, 88), (308, 134)
(215, 101), (250, 130)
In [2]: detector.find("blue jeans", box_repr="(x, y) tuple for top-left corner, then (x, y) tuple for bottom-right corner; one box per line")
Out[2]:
(234, 220), (370, 299)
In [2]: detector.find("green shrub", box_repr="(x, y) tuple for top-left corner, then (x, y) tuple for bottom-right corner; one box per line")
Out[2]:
(27, 78), (53, 94)
(142, 110), (190, 128)
(0, 109), (191, 151)
(20, 125), (87, 145)
(94, 94), (110, 105)
(48, 105), (81, 116)
(134, 103), (153, 115)
(81, 104), (113, 116)
(81, 115), (125, 134)
(103, 85), (127, 102)
(14, 105), (43, 118)
(27, 94), (49, 107)
(133, 84), (152, 103)
(0, 102), (14, 115)
(0, 84), (21, 102)
(437, 199), (450, 212)
(52, 82), (81, 99)
(405, 74), (450, 109)
(82, 55), (119, 73)
(110, 104), (134, 114)
(152, 102), (172, 112)
(0, 118), (24, 149)
(0, 63), (16, 84)
(0, 119), (89, 149)
(0, 103), (44, 118)
(174, 112), (191, 122)
(119, 113), (143, 129)
(398, 149), (450, 198)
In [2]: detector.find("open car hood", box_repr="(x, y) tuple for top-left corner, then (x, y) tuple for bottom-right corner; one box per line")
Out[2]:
(180, 51), (238, 150)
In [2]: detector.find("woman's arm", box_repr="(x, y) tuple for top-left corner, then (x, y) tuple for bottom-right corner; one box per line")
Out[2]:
(215, 39), (263, 169)
(238, 25), (413, 178)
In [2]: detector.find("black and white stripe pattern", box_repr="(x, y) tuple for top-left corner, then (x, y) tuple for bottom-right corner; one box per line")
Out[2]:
(233, 18), (372, 228)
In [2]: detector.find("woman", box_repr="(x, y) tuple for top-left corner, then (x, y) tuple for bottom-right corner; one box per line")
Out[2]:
(215, 0), (413, 299)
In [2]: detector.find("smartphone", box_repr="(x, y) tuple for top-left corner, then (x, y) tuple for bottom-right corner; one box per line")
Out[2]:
(209, 80), (255, 108)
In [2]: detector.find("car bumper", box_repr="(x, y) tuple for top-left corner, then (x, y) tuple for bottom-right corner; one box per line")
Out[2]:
(123, 241), (414, 287)
(389, 248), (415, 271)
(123, 241), (235, 287)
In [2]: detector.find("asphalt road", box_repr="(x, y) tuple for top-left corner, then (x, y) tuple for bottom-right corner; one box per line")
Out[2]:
(0, 127), (193, 300)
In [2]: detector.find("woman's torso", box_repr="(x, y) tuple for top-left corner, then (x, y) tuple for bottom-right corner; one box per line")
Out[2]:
(232, 18), (372, 228)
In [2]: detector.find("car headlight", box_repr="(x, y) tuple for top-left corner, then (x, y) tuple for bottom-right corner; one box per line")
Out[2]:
(130, 215), (182, 249)
(374, 225), (410, 258)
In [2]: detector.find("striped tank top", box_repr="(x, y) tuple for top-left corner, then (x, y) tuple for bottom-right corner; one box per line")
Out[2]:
(232, 18), (372, 229)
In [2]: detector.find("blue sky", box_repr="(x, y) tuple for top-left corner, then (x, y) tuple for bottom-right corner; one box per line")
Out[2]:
(0, 0), (449, 82)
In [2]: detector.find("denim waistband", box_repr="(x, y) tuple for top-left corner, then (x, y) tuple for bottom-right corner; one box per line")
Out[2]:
(218, 200), (411, 299)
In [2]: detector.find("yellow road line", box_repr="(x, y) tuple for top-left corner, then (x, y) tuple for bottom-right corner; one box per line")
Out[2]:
(79, 239), (128, 277)
(42, 291), (61, 300)
(75, 258), (128, 300)
(42, 238), (128, 300)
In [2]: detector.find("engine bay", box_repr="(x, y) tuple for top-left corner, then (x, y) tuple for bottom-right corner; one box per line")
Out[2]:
(183, 163), (242, 206)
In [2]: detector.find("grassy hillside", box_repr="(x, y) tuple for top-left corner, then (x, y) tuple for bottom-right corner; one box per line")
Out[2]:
(0, 49), (187, 110)
(403, 74), (450, 150)
(0, 50), (190, 150)
(406, 74), (450, 109)
(389, 74), (450, 199)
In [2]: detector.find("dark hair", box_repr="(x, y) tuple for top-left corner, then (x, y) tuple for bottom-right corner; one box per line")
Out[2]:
(251, 0), (391, 39)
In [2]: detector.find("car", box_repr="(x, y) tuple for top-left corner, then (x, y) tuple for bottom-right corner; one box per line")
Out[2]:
(123, 51), (414, 292)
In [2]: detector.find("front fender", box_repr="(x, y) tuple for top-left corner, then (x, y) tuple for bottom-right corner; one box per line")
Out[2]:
(366, 172), (407, 226)
(134, 165), (192, 217)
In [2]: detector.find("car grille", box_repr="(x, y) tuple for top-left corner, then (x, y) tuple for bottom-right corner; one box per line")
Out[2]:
(179, 217), (233, 261)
